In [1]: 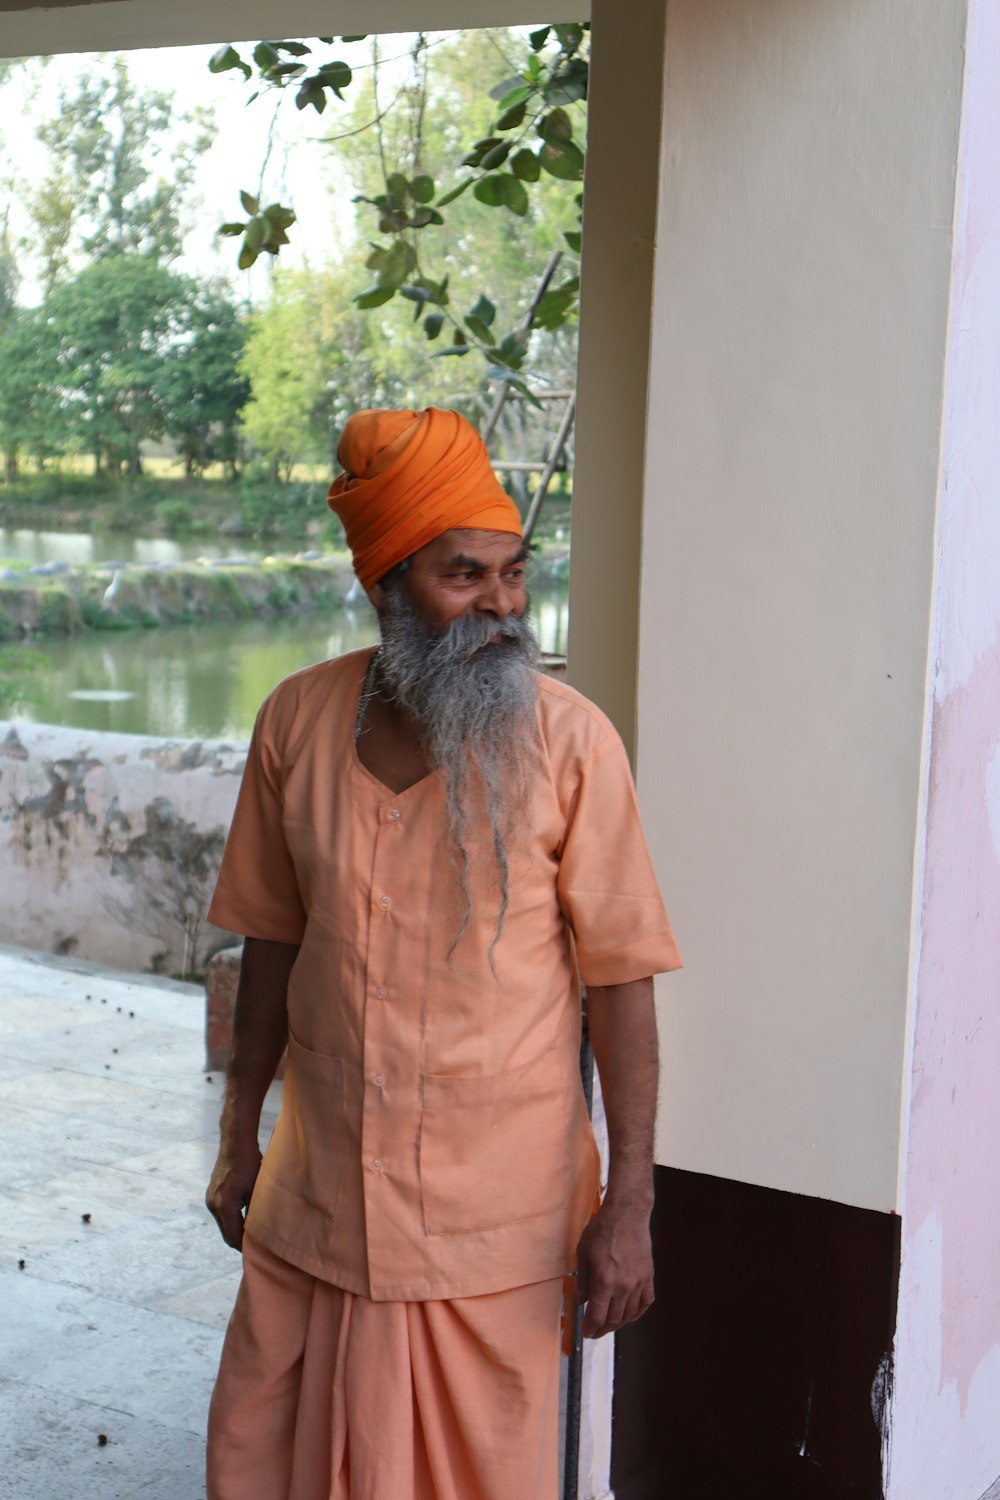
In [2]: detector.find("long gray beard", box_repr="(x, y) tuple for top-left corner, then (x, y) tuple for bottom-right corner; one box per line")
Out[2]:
(377, 589), (542, 960)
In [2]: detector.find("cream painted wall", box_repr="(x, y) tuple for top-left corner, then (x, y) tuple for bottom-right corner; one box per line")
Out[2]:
(0, 0), (588, 58)
(636, 0), (966, 1211)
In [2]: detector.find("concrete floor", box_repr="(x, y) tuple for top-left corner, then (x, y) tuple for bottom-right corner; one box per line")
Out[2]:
(0, 943), (280, 1500)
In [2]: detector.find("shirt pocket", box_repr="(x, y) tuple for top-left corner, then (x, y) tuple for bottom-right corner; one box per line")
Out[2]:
(271, 1031), (348, 1221)
(419, 1043), (574, 1236)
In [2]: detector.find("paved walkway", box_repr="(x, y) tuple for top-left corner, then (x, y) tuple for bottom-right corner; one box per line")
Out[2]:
(0, 944), (280, 1500)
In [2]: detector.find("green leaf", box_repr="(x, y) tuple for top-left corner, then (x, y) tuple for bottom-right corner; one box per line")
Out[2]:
(496, 100), (528, 132)
(295, 80), (326, 113)
(400, 285), (428, 302)
(500, 174), (529, 216)
(354, 286), (396, 309)
(472, 177), (506, 208)
(435, 179), (472, 209)
(543, 58), (588, 106)
(479, 140), (511, 171)
(266, 62), (307, 81)
(423, 312), (445, 340)
(240, 190), (259, 216)
(432, 344), (472, 358)
(511, 149), (541, 183)
(218, 222), (246, 237)
(462, 136), (501, 168)
(539, 139), (585, 181)
(469, 294), (496, 328)
(554, 23), (585, 51)
(563, 230), (582, 254)
(275, 41), (311, 56)
(365, 245), (389, 270)
(318, 59), (352, 97)
(473, 174), (528, 216)
(253, 41), (280, 69)
(465, 315), (494, 344)
(244, 216), (266, 253)
(534, 284), (579, 330)
(209, 45), (251, 80)
(489, 75), (525, 102)
(376, 239), (417, 289)
(410, 174), (435, 204)
(408, 207), (444, 229)
(238, 241), (259, 271)
(529, 26), (551, 52)
(538, 108), (573, 143)
(339, 34), (367, 42)
(261, 203), (296, 231)
(385, 171), (409, 207)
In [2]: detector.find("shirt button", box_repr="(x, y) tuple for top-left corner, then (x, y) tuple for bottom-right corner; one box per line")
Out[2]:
(372, 1158), (384, 1172)
(380, 895), (391, 908)
(373, 1074), (385, 1087)
(375, 986), (388, 1000)
(387, 808), (401, 821)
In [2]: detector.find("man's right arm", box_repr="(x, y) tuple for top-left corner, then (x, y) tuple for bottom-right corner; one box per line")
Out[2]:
(205, 936), (299, 1249)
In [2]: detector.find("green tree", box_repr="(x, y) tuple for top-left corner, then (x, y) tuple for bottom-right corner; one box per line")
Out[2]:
(46, 255), (192, 476)
(158, 283), (250, 479)
(239, 265), (406, 479)
(0, 306), (63, 479)
(31, 56), (212, 285)
(210, 27), (587, 381)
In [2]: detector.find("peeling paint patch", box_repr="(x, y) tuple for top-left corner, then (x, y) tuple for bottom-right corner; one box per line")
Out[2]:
(0, 727), (28, 761)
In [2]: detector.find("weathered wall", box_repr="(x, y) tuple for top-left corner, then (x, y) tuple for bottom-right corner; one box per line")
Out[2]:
(0, 721), (245, 975)
(887, 0), (1000, 1491)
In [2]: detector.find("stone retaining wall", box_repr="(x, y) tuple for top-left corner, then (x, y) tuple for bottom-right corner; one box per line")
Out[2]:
(0, 720), (246, 975)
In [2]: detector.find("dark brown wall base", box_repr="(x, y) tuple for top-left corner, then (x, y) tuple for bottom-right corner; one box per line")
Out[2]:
(611, 1165), (901, 1500)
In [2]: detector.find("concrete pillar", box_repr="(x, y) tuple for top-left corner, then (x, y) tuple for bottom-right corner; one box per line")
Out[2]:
(572, 0), (1000, 1493)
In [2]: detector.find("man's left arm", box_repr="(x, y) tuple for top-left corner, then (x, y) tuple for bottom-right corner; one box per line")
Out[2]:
(576, 975), (658, 1339)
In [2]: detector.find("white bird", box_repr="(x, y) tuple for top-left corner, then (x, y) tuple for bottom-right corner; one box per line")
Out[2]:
(102, 570), (123, 605)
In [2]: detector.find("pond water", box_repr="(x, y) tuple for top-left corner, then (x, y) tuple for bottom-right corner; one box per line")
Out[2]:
(0, 528), (264, 568)
(7, 588), (570, 741)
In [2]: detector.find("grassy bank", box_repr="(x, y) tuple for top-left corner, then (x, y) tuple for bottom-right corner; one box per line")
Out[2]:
(0, 544), (571, 642)
(0, 556), (354, 640)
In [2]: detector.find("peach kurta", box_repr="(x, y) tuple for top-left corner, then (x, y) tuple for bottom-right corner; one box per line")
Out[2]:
(207, 647), (681, 1302)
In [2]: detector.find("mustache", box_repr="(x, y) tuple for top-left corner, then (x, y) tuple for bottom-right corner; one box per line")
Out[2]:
(421, 608), (535, 663)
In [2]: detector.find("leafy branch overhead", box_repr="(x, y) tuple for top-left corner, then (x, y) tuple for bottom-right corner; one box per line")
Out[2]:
(208, 25), (588, 378)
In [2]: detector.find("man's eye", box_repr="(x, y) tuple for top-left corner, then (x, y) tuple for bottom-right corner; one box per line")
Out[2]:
(505, 568), (526, 583)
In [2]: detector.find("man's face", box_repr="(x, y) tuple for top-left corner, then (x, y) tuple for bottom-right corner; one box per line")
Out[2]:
(392, 528), (529, 638)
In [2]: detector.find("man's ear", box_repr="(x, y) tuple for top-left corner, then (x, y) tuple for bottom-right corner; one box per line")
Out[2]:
(366, 581), (387, 610)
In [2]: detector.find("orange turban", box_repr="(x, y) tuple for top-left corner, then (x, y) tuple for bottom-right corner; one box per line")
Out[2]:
(327, 407), (522, 590)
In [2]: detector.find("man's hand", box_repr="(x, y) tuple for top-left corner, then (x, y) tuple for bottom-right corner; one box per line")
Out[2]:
(581, 975), (660, 1338)
(206, 1137), (262, 1249)
(577, 1200), (655, 1338)
(204, 937), (297, 1249)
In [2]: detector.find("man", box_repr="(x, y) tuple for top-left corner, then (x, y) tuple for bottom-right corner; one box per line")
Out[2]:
(204, 406), (681, 1500)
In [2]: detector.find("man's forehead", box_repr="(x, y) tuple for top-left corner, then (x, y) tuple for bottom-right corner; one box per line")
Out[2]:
(416, 528), (525, 565)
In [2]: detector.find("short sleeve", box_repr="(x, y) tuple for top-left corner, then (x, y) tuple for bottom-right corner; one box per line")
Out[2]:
(556, 730), (682, 987)
(207, 703), (307, 944)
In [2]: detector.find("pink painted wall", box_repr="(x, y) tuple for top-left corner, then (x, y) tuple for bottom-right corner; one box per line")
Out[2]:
(888, 1), (1000, 1492)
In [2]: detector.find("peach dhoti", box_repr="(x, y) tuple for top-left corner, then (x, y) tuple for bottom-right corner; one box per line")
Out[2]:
(207, 1234), (564, 1500)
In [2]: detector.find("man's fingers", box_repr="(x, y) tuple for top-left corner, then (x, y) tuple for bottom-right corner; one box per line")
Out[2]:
(206, 1192), (247, 1250)
(583, 1280), (655, 1338)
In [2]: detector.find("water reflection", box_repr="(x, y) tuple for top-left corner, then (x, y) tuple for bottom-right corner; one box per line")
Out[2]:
(0, 528), (263, 567)
(10, 587), (569, 740)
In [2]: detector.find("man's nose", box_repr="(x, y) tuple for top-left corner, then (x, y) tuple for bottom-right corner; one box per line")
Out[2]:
(474, 575), (513, 616)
